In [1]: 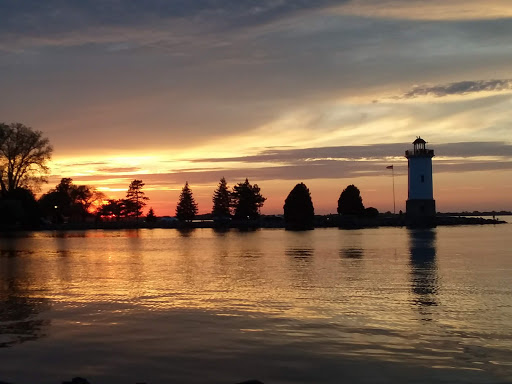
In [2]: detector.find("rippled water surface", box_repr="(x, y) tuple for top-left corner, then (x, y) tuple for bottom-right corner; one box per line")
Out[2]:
(1, 225), (511, 384)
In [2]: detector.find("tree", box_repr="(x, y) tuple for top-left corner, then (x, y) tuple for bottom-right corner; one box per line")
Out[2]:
(283, 183), (315, 230)
(176, 182), (198, 222)
(38, 179), (72, 222)
(39, 178), (106, 222)
(212, 177), (231, 219)
(231, 178), (266, 220)
(99, 199), (125, 221)
(364, 207), (379, 218)
(337, 184), (365, 216)
(0, 187), (41, 228)
(125, 179), (149, 219)
(0, 122), (53, 196)
(146, 207), (157, 223)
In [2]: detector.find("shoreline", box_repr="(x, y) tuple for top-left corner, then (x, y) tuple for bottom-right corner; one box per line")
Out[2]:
(0, 215), (506, 233)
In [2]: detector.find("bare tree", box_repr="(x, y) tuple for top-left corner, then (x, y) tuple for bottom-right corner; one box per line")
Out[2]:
(0, 123), (53, 195)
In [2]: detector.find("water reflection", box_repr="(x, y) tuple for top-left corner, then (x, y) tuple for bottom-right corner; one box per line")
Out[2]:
(177, 228), (196, 237)
(286, 247), (314, 289)
(408, 229), (439, 319)
(212, 227), (230, 235)
(340, 248), (364, 259)
(0, 242), (51, 347)
(285, 232), (315, 289)
(285, 248), (314, 259)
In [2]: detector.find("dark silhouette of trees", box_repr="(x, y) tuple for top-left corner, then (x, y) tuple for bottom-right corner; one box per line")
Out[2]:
(337, 184), (365, 216)
(0, 188), (41, 227)
(39, 178), (105, 222)
(176, 182), (198, 222)
(231, 178), (266, 220)
(0, 123), (53, 196)
(146, 207), (157, 222)
(95, 180), (147, 222)
(283, 183), (314, 230)
(125, 179), (148, 220)
(364, 207), (379, 218)
(99, 199), (125, 221)
(71, 184), (105, 214)
(212, 177), (231, 219)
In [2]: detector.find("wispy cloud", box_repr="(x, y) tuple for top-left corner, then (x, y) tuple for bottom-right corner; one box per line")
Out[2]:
(335, 0), (512, 21)
(192, 142), (512, 164)
(0, 0), (344, 49)
(49, 141), (512, 191)
(396, 79), (512, 99)
(59, 156), (512, 189)
(96, 167), (141, 173)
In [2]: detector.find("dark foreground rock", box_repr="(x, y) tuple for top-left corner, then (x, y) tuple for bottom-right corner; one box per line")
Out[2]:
(56, 378), (263, 384)
(62, 378), (90, 384)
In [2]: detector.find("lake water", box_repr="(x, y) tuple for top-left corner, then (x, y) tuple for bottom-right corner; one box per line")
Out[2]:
(0, 225), (511, 384)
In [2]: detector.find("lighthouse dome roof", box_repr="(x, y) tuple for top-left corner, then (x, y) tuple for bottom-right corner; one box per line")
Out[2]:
(413, 137), (426, 145)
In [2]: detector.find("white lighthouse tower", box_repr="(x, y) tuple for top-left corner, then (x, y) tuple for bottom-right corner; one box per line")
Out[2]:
(405, 137), (436, 226)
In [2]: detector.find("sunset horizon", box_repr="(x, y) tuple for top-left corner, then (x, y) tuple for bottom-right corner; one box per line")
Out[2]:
(1, 3), (512, 383)
(2, 0), (511, 216)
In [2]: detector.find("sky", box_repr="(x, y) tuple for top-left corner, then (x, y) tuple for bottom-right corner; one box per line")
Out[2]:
(1, 0), (511, 215)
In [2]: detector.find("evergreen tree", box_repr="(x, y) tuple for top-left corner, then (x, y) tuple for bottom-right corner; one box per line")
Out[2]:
(283, 183), (315, 230)
(176, 182), (198, 221)
(231, 178), (266, 220)
(146, 207), (157, 222)
(125, 179), (149, 219)
(337, 184), (365, 215)
(212, 177), (231, 219)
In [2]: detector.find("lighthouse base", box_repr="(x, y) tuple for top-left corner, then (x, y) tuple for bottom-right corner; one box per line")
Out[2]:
(406, 199), (436, 227)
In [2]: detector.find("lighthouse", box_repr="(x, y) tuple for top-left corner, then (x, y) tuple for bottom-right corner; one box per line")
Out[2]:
(405, 137), (436, 226)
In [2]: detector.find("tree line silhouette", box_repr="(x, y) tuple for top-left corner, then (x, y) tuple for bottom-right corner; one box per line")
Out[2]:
(1, 122), (378, 230)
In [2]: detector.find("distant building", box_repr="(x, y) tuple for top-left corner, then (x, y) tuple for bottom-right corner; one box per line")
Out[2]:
(405, 137), (436, 226)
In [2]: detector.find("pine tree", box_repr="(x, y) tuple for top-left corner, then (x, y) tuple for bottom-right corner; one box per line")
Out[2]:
(176, 182), (198, 221)
(125, 179), (149, 220)
(146, 207), (157, 222)
(231, 178), (266, 220)
(212, 177), (231, 219)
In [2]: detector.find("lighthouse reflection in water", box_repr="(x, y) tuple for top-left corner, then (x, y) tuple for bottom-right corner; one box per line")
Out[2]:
(409, 229), (439, 319)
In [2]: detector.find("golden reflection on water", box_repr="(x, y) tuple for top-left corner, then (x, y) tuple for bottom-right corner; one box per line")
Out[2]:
(0, 227), (511, 383)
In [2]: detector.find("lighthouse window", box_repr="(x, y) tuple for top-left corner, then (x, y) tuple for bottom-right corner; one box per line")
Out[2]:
(421, 175), (425, 183)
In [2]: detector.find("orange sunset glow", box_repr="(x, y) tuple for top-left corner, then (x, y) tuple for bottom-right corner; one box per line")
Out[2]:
(2, 1), (511, 216)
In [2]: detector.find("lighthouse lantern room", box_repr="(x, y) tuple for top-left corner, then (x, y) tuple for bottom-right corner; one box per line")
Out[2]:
(405, 137), (436, 225)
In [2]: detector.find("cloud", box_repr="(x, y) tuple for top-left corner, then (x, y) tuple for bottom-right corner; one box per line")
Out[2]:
(397, 79), (512, 99)
(60, 155), (512, 190)
(48, 141), (512, 191)
(0, 1), (344, 48)
(192, 142), (512, 164)
(3, 0), (512, 160)
(53, 141), (510, 187)
(96, 167), (141, 173)
(63, 161), (108, 167)
(335, 0), (512, 21)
